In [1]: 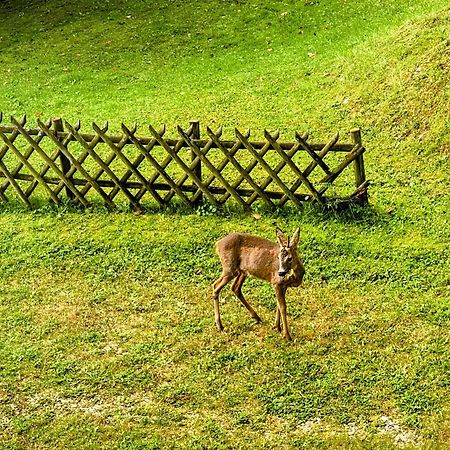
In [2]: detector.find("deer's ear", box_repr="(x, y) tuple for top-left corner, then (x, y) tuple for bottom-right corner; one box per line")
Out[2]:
(276, 228), (288, 247)
(290, 227), (300, 248)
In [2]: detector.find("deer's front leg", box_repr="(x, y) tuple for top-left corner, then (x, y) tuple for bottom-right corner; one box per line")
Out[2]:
(273, 306), (281, 333)
(274, 285), (292, 341)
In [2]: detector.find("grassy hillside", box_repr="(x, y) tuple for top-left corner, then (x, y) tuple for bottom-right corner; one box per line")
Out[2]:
(337, 8), (450, 153)
(1, 0), (450, 449)
(0, 0), (449, 133)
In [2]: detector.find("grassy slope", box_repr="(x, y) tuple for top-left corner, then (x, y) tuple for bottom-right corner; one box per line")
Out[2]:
(1, 0), (450, 449)
(0, 0), (448, 133)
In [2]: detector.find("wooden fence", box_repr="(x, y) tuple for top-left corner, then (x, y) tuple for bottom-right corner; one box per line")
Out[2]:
(0, 114), (368, 210)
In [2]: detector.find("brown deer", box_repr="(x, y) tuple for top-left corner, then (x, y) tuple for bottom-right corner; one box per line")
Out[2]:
(212, 228), (304, 340)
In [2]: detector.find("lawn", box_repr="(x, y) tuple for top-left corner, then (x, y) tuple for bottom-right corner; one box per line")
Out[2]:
(1, 0), (450, 448)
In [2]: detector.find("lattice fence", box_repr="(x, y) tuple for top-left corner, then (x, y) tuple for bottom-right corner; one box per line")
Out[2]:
(0, 114), (368, 210)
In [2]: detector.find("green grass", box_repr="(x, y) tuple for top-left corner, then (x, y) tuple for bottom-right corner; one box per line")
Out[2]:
(1, 0), (450, 448)
(1, 206), (450, 449)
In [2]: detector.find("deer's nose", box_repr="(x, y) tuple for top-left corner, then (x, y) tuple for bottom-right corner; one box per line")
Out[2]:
(278, 271), (287, 277)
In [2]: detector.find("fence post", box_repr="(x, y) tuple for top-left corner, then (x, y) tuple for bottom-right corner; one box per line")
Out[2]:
(350, 128), (368, 205)
(52, 118), (74, 200)
(190, 120), (202, 205)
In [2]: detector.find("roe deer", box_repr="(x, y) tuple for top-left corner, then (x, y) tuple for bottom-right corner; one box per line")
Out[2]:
(212, 228), (304, 340)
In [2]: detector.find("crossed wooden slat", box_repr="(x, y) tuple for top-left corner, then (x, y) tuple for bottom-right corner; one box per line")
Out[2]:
(93, 123), (139, 203)
(38, 120), (112, 207)
(0, 118), (65, 205)
(178, 126), (251, 210)
(246, 130), (307, 206)
(92, 122), (168, 208)
(278, 132), (339, 206)
(192, 128), (251, 205)
(0, 116), (31, 191)
(149, 124), (220, 207)
(166, 125), (221, 204)
(264, 130), (325, 204)
(25, 119), (80, 200)
(50, 121), (108, 201)
(206, 127), (274, 208)
(65, 121), (142, 209)
(9, 117), (91, 205)
(121, 123), (192, 207)
(107, 124), (168, 205)
(0, 115), (28, 204)
(318, 143), (365, 192)
(235, 129), (302, 207)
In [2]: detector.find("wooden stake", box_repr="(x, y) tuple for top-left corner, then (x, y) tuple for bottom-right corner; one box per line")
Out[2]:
(190, 120), (201, 205)
(350, 128), (368, 205)
(52, 118), (74, 199)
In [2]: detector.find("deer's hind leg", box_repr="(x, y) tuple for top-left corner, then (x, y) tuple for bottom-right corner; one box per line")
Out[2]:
(212, 272), (236, 331)
(232, 273), (262, 323)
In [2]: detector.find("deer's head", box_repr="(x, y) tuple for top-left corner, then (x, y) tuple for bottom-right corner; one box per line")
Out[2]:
(276, 228), (303, 279)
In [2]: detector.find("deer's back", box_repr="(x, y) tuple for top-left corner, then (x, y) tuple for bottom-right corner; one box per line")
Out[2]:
(215, 233), (278, 281)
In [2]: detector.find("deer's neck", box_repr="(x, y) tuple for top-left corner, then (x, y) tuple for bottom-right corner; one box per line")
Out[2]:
(285, 259), (304, 287)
